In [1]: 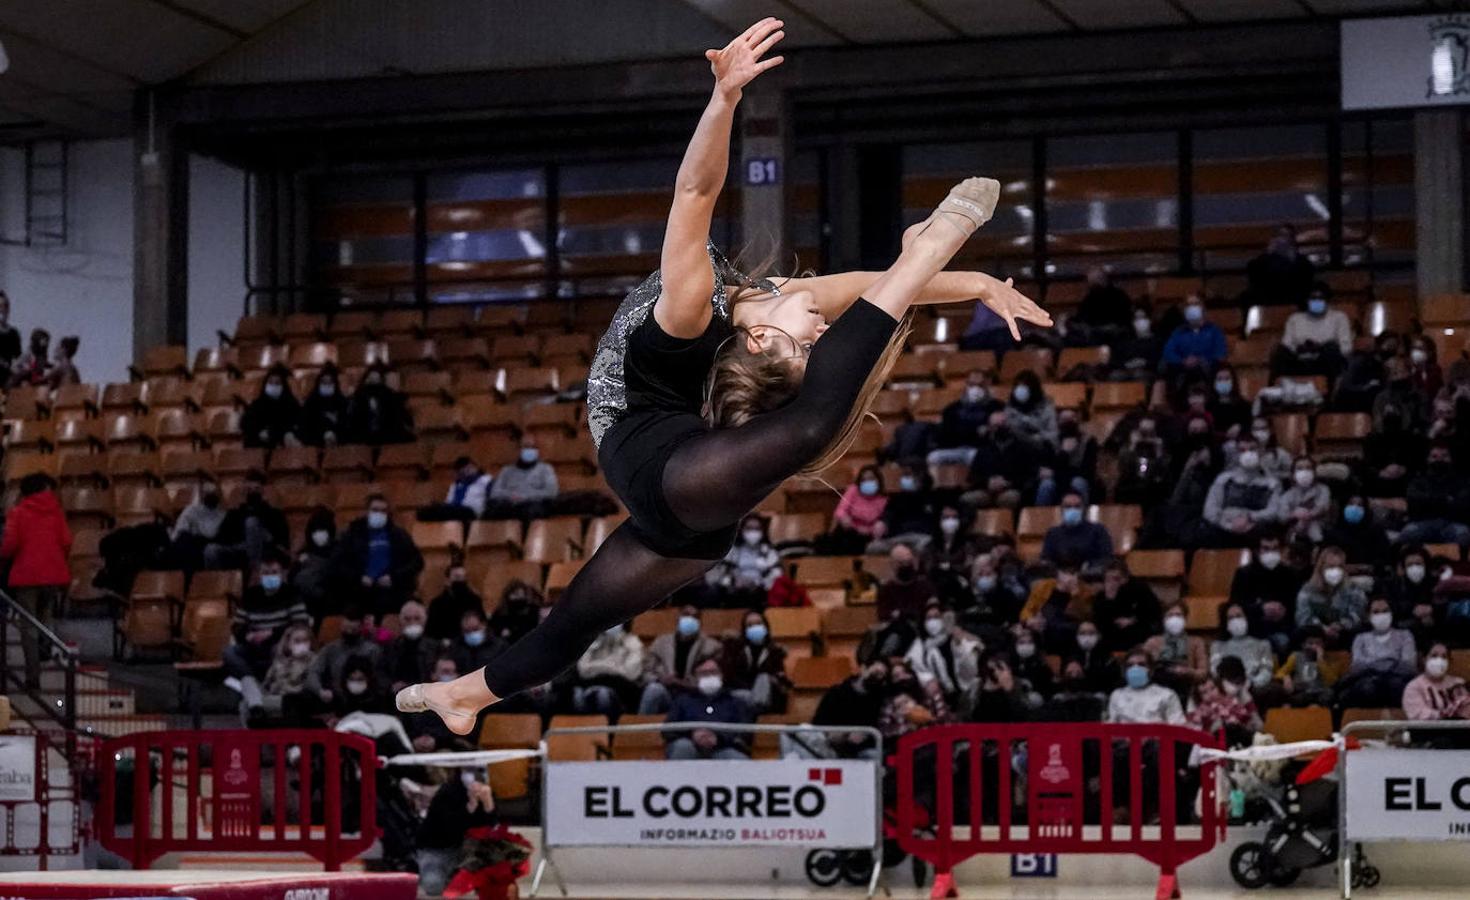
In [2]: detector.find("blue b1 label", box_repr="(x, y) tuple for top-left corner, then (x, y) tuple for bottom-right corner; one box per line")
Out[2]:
(1010, 854), (1057, 877)
(745, 158), (780, 185)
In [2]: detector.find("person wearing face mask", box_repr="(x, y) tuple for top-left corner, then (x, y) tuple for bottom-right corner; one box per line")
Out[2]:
(902, 603), (981, 710)
(1242, 224), (1315, 309)
(1238, 417), (1292, 483)
(1019, 564), (1094, 655)
(1210, 603), (1277, 695)
(720, 610), (791, 715)
(1004, 370), (1059, 451)
(298, 364), (351, 447)
(972, 653), (1033, 723)
(1206, 365), (1252, 439)
(1040, 492), (1112, 571)
(874, 543), (938, 652)
(1319, 492), (1391, 570)
(803, 661), (887, 761)
(1092, 558), (1161, 653)
(1228, 534), (1305, 654)
(223, 553), (311, 720)
(570, 622), (646, 718)
(46, 335), (80, 389)
(638, 605), (722, 714)
(1385, 547), (1437, 622)
(1008, 625), (1056, 704)
(333, 493), (424, 618)
(870, 464), (936, 553)
(929, 506), (978, 590)
(1071, 265), (1133, 340)
(169, 478), (227, 570)
(1186, 656), (1262, 746)
(1334, 331), (1398, 412)
(1070, 621), (1122, 694)
(9, 327), (51, 388)
(307, 606), (382, 708)
(930, 371), (1001, 466)
(1403, 642), (1470, 722)
(1161, 296), (1227, 386)
(380, 600), (436, 695)
(1036, 410), (1097, 505)
(1113, 304), (1165, 377)
(487, 578), (544, 645)
(486, 435), (560, 520)
(824, 465), (888, 555)
(1338, 597), (1418, 708)
(1364, 357), (1428, 497)
(1401, 444), (1470, 549)
(1273, 456), (1331, 545)
(1294, 546), (1367, 647)
(1114, 415), (1173, 507)
(332, 658), (387, 719)
(705, 515), (781, 607)
(421, 456), (494, 523)
(1273, 627), (1341, 708)
(414, 757), (502, 895)
(1143, 602), (1209, 698)
(883, 408), (939, 468)
(963, 409), (1038, 512)
(259, 623), (319, 726)
(1202, 436), (1283, 547)
(450, 608), (508, 676)
(1408, 338), (1443, 400)
(1107, 649), (1186, 727)
(1275, 281), (1353, 380)
(664, 658), (752, 760)
(289, 507), (338, 624)
(425, 563), (484, 641)
(966, 551), (1026, 629)
(241, 364), (303, 449)
(204, 470), (291, 572)
(879, 662), (956, 739)
(343, 362), (414, 446)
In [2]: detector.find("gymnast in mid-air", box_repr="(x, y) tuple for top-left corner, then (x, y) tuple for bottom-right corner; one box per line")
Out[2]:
(398, 17), (1052, 732)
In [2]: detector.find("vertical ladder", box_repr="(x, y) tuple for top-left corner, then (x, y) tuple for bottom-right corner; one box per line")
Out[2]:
(24, 140), (67, 247)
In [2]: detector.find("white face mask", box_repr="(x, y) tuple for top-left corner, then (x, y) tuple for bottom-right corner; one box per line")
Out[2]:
(697, 675), (723, 696)
(1406, 564), (1427, 584)
(401, 623), (424, 640)
(1227, 617), (1249, 638)
(290, 642), (312, 658)
(1426, 657), (1450, 678)
(311, 529), (331, 548)
(264, 382), (284, 399)
(1014, 641), (1036, 659)
(924, 617), (946, 638)
(367, 511), (388, 530)
(940, 517), (960, 536)
(1237, 450), (1261, 470)
(1258, 551), (1282, 570)
(1411, 348), (1429, 365)
(1370, 612), (1393, 633)
(1076, 633), (1098, 651)
(346, 679), (369, 696)
(1293, 469), (1315, 488)
(1164, 615), (1186, 636)
(1252, 428), (1272, 445)
(1133, 317), (1151, 337)
(1322, 566), (1345, 587)
(964, 386), (986, 403)
(742, 529), (763, 546)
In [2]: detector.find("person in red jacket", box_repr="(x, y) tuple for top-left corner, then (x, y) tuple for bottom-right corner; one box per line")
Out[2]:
(0, 474), (72, 687)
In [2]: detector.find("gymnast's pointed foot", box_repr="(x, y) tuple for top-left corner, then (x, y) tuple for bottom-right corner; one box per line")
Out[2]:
(905, 177), (1001, 250)
(395, 671), (496, 736)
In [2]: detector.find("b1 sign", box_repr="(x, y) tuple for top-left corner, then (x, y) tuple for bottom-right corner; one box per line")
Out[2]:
(1342, 15), (1470, 110)
(544, 760), (877, 848)
(1345, 748), (1470, 840)
(0, 734), (37, 802)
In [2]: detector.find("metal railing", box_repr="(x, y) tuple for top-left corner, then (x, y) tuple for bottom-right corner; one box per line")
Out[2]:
(0, 588), (77, 759)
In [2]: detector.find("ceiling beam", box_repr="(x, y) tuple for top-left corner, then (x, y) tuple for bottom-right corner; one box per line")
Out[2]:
(141, 0), (250, 39)
(901, 0), (968, 39)
(772, 0), (854, 44)
(0, 25), (143, 85)
(1163, 0), (1199, 26)
(1031, 0), (1083, 31)
(179, 0), (329, 81)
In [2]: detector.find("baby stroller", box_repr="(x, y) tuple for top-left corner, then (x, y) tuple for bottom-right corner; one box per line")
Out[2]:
(1229, 758), (1380, 890)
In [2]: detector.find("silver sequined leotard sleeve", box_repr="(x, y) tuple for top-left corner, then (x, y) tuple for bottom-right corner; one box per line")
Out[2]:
(586, 242), (778, 448)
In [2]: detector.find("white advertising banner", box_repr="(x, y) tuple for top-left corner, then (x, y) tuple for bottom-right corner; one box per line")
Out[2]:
(544, 760), (877, 848)
(1342, 15), (1470, 111)
(0, 734), (37, 802)
(1345, 748), (1470, 841)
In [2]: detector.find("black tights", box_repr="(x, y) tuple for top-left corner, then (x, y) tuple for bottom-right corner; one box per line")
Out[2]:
(481, 300), (899, 698)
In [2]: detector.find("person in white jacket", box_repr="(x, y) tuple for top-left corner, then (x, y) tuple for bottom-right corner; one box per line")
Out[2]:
(904, 602), (982, 708)
(571, 623), (646, 717)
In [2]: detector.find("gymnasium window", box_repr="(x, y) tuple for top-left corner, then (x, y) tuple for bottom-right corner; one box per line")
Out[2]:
(424, 169), (547, 303)
(902, 140), (1035, 279)
(1044, 131), (1178, 278)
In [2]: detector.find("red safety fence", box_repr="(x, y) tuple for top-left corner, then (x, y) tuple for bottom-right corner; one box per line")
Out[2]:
(889, 723), (1225, 899)
(96, 729), (379, 870)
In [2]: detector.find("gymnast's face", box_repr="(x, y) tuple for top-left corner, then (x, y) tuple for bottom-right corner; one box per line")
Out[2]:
(734, 288), (828, 361)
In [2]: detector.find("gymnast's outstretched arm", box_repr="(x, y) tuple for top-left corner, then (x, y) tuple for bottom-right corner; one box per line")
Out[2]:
(774, 270), (1053, 341)
(655, 18), (785, 339)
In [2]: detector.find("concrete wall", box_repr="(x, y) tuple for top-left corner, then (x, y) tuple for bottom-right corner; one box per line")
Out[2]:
(187, 154), (246, 358)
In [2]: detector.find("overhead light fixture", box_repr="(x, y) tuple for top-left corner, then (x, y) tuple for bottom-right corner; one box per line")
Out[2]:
(0, 38), (9, 74)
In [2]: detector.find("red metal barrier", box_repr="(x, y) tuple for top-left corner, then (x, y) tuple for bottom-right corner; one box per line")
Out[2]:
(96, 729), (379, 870)
(888, 723), (1225, 899)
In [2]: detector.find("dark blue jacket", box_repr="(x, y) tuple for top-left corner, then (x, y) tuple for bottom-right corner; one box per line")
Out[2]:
(1161, 322), (1228, 368)
(665, 690), (753, 751)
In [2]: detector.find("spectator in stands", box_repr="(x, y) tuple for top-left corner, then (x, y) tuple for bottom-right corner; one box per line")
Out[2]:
(1005, 370), (1058, 451)
(1365, 358), (1428, 497)
(414, 769), (498, 896)
(333, 493), (424, 618)
(486, 435), (559, 520)
(930, 371), (1000, 465)
(1336, 331), (1398, 412)
(1273, 283), (1353, 382)
(260, 623), (318, 726)
(1243, 224), (1315, 308)
(1202, 435), (1282, 547)
(224, 552), (310, 719)
(1112, 304), (1164, 380)
(380, 600), (435, 695)
(241, 365), (303, 449)
(824, 465), (888, 555)
(1273, 626), (1339, 708)
(964, 409), (1036, 511)
(1295, 546), (1366, 646)
(1073, 621), (1121, 693)
(879, 660), (955, 739)
(344, 362), (414, 446)
(1071, 266), (1132, 344)
(403, 656), (470, 755)
(883, 408), (937, 467)
(0, 473), (69, 688)
(1115, 413), (1173, 507)
(664, 658), (752, 760)
(874, 543), (936, 657)
(1094, 557), (1162, 652)
(9, 328), (50, 388)
(1241, 416), (1293, 483)
(1212, 603), (1277, 695)
(872, 463), (936, 552)
(0, 292), (21, 372)
(298, 364), (350, 447)
(169, 478), (226, 572)
(1107, 647), (1185, 724)
(966, 551), (1026, 629)
(639, 605), (722, 714)
(1144, 603), (1209, 696)
(929, 506), (978, 601)
(487, 577), (543, 647)
(1275, 456), (1332, 545)
(421, 456), (493, 522)
(721, 610), (790, 716)
(1040, 491), (1112, 570)
(1208, 365), (1253, 439)
(1401, 444), (1470, 548)
(1040, 410), (1098, 504)
(570, 621), (645, 718)
(308, 607), (380, 710)
(1338, 597), (1419, 709)
(1187, 657), (1261, 746)
(1230, 533), (1304, 654)
(1323, 494), (1392, 570)
(204, 470), (289, 571)
(449, 607), (508, 676)
(426, 561), (482, 641)
(1161, 295), (1227, 387)
(1386, 546), (1436, 622)
(800, 659), (887, 760)
(1409, 335), (1444, 400)
(959, 300), (1014, 353)
(1010, 625), (1056, 705)
(331, 657), (389, 719)
(291, 507), (338, 623)
(904, 603), (981, 708)
(47, 336), (79, 388)
(1403, 642), (1470, 721)
(971, 652), (1032, 723)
